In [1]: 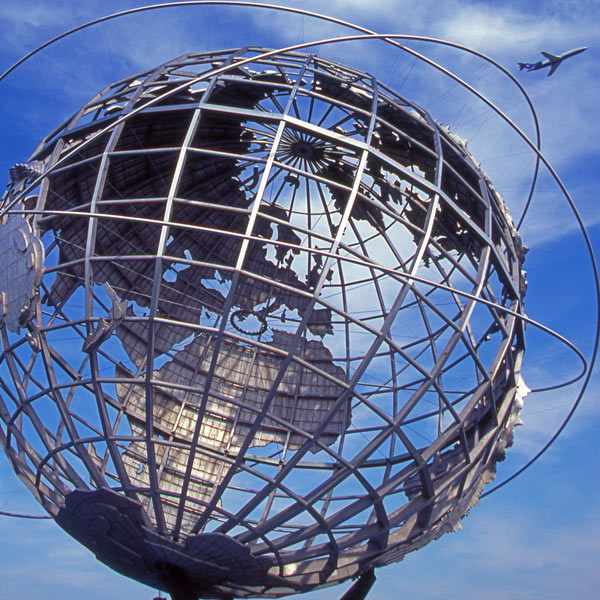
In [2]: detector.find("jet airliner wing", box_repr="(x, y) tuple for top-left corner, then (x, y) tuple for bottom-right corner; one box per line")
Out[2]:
(541, 52), (560, 61)
(547, 62), (561, 76)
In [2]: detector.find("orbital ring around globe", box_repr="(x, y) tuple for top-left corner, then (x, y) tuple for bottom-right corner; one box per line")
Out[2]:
(0, 1), (544, 231)
(2, 25), (596, 396)
(0, 5), (597, 600)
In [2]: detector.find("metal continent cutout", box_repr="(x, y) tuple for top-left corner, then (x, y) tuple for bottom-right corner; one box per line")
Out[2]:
(0, 210), (45, 333)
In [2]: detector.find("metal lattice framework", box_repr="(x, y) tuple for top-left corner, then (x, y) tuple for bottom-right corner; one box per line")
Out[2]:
(0, 46), (531, 599)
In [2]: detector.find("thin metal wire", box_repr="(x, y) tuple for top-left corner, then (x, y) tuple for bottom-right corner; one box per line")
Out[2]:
(1, 25), (584, 470)
(0, 1), (542, 227)
(0, 5), (595, 594)
(0, 48), (592, 512)
(0, 509), (51, 519)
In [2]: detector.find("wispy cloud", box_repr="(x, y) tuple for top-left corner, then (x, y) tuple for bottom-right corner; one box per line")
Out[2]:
(372, 490), (600, 600)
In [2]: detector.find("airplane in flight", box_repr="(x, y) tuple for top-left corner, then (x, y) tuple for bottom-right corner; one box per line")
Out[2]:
(518, 47), (587, 76)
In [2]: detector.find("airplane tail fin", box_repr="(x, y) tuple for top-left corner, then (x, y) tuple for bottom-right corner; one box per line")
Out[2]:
(518, 63), (529, 71)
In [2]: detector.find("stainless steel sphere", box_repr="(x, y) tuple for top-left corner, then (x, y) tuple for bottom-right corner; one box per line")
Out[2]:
(0, 48), (527, 599)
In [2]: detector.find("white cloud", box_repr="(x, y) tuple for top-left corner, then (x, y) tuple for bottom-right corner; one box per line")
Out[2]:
(364, 485), (600, 600)
(0, 2), (69, 29)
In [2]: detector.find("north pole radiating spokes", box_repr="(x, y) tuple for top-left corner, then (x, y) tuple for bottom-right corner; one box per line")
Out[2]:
(0, 3), (597, 599)
(0, 47), (533, 597)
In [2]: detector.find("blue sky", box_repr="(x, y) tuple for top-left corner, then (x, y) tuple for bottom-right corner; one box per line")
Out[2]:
(0, 1), (599, 599)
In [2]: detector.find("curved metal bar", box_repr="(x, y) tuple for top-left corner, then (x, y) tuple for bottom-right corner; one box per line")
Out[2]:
(0, 509), (51, 519)
(11, 205), (589, 390)
(0, 1), (541, 227)
(0, 2), (595, 527)
(481, 164), (600, 495)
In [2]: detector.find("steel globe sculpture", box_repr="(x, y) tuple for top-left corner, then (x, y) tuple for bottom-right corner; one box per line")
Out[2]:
(0, 47), (530, 599)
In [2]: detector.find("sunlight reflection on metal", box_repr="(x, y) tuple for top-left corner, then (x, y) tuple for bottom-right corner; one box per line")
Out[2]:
(0, 4), (596, 600)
